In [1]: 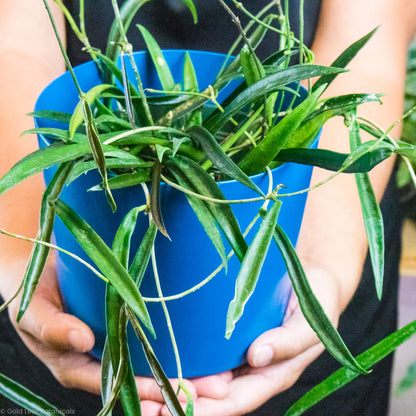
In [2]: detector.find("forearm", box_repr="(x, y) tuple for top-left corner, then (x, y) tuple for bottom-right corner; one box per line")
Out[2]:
(298, 0), (416, 311)
(0, 1), (65, 299)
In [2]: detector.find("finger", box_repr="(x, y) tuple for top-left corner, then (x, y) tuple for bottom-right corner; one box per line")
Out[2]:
(192, 371), (233, 399)
(248, 309), (321, 368)
(17, 293), (95, 352)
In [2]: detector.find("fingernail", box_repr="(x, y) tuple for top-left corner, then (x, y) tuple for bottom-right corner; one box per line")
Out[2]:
(252, 345), (273, 367)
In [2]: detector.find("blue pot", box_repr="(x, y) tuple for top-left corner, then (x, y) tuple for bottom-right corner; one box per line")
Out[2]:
(35, 50), (317, 378)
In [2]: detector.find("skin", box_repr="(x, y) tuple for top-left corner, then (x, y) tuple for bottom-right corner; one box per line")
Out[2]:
(0, 0), (416, 415)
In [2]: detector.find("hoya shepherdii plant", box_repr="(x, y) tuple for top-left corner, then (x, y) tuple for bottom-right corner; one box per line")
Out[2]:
(0, 0), (416, 415)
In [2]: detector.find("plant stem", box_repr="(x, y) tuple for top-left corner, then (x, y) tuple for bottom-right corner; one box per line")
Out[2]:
(42, 0), (84, 98)
(0, 228), (108, 283)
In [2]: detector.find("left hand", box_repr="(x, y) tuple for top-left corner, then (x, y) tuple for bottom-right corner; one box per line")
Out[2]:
(161, 267), (340, 416)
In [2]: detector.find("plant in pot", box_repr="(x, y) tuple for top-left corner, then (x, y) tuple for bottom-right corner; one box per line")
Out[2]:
(1, 0), (416, 415)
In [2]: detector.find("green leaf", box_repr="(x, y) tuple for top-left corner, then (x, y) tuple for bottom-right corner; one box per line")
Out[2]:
(168, 163), (228, 270)
(55, 199), (155, 337)
(180, 0), (198, 23)
(288, 93), (383, 150)
(205, 65), (345, 133)
(166, 154), (248, 262)
(312, 27), (378, 93)
(183, 51), (202, 127)
(127, 311), (187, 416)
(67, 157), (151, 185)
(17, 162), (73, 321)
(239, 85), (325, 176)
(21, 127), (71, 142)
(275, 142), (394, 173)
(347, 110), (384, 299)
(0, 372), (64, 416)
(285, 319), (416, 416)
(225, 201), (281, 339)
(269, 218), (368, 374)
(90, 170), (152, 191)
(137, 24), (176, 91)
(81, 99), (117, 212)
(28, 110), (72, 124)
(187, 125), (265, 196)
(150, 160), (169, 238)
(0, 142), (118, 196)
(129, 222), (158, 287)
(69, 84), (114, 138)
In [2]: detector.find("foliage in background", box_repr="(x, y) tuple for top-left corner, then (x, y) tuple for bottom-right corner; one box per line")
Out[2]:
(398, 36), (416, 220)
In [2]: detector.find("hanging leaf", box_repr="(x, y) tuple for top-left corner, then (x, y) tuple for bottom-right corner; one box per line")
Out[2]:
(0, 372), (64, 416)
(225, 201), (282, 338)
(285, 319), (416, 416)
(55, 199), (155, 337)
(347, 110), (384, 299)
(269, 217), (368, 374)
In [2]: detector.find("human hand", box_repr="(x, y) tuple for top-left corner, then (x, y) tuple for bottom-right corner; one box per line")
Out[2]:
(167, 267), (341, 416)
(5, 263), (232, 414)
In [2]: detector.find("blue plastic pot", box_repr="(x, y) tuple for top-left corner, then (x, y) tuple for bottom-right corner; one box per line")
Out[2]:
(35, 50), (317, 378)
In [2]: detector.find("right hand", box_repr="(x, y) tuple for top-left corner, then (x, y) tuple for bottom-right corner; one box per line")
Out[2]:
(5, 263), (229, 414)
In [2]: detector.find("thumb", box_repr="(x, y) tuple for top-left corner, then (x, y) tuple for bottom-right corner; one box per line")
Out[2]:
(14, 277), (95, 353)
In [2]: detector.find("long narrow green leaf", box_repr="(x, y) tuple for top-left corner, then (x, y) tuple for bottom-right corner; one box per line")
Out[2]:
(179, 0), (198, 23)
(17, 162), (73, 321)
(108, 208), (143, 415)
(187, 125), (265, 196)
(127, 310), (186, 416)
(55, 199), (155, 337)
(137, 24), (176, 91)
(166, 154), (248, 262)
(81, 99), (117, 212)
(129, 222), (158, 287)
(239, 85), (325, 176)
(69, 84), (114, 138)
(28, 110), (72, 124)
(0, 143), (114, 196)
(348, 110), (384, 299)
(0, 372), (64, 416)
(183, 51), (202, 127)
(204, 66), (345, 133)
(150, 160), (169, 238)
(225, 201), (281, 339)
(285, 319), (416, 416)
(312, 27), (378, 93)
(275, 142), (393, 173)
(287, 93), (383, 149)
(168, 164), (228, 270)
(269, 218), (368, 374)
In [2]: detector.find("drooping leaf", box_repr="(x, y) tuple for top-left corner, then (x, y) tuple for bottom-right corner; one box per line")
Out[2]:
(347, 110), (384, 299)
(285, 319), (416, 416)
(0, 372), (64, 416)
(269, 217), (368, 375)
(225, 200), (281, 339)
(275, 141), (394, 173)
(166, 153), (248, 262)
(17, 162), (73, 321)
(55, 199), (155, 337)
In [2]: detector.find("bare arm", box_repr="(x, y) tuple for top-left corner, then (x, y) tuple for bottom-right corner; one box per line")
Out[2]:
(190, 1), (416, 415)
